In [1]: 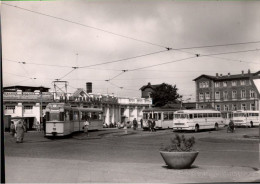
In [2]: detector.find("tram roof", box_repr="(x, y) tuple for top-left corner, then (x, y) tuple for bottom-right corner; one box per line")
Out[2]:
(143, 107), (179, 112)
(175, 109), (221, 113)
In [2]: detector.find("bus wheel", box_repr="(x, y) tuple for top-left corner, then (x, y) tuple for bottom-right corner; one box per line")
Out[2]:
(194, 125), (199, 132)
(214, 123), (219, 131)
(250, 121), (254, 128)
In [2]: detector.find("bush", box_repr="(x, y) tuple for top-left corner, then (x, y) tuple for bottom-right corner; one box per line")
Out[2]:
(160, 134), (195, 152)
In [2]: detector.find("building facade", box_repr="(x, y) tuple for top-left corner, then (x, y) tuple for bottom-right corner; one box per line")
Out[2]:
(194, 70), (260, 111)
(3, 86), (53, 130)
(3, 85), (152, 129)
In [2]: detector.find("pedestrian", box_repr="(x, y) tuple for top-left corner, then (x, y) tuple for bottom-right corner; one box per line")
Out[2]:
(133, 118), (137, 130)
(228, 119), (235, 133)
(148, 119), (152, 132)
(43, 115), (46, 134)
(16, 120), (26, 143)
(84, 119), (90, 136)
(140, 119), (143, 128)
(151, 118), (156, 132)
(36, 121), (40, 132)
(10, 121), (16, 137)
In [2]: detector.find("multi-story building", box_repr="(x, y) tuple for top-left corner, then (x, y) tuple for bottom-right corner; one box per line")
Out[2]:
(194, 70), (260, 111)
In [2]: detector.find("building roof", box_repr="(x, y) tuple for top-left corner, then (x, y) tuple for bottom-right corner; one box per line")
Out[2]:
(193, 71), (259, 81)
(140, 82), (161, 90)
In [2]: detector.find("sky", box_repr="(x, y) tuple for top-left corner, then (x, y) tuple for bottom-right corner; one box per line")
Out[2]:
(2, 0), (260, 101)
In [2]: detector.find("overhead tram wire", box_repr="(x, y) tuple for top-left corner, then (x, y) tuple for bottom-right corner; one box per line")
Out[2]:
(4, 3), (260, 53)
(2, 3), (167, 49)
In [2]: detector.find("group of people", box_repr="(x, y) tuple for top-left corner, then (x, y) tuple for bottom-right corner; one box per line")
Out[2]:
(10, 120), (26, 143)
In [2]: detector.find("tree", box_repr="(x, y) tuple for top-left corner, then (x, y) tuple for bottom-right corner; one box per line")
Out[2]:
(150, 83), (182, 107)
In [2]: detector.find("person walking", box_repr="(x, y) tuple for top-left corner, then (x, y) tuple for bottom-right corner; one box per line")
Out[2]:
(84, 119), (90, 136)
(151, 118), (156, 132)
(140, 119), (143, 128)
(10, 121), (16, 137)
(133, 118), (138, 130)
(16, 120), (26, 143)
(148, 119), (152, 132)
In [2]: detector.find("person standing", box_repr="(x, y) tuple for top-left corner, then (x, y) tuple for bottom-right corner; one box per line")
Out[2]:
(133, 118), (137, 130)
(16, 120), (26, 143)
(10, 121), (16, 137)
(84, 119), (90, 136)
(140, 119), (143, 128)
(151, 118), (156, 132)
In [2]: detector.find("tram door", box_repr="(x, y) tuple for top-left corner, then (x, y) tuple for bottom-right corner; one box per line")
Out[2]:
(154, 112), (162, 128)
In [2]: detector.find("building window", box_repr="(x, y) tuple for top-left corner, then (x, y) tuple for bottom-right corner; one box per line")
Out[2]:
(232, 104), (237, 110)
(5, 106), (15, 113)
(199, 93), (204, 101)
(200, 105), (204, 109)
(199, 81), (209, 88)
(24, 106), (33, 109)
(205, 92), (210, 100)
(251, 103), (255, 110)
(241, 104), (246, 110)
(232, 91), (237, 99)
(223, 81), (227, 87)
(215, 82), (220, 88)
(231, 81), (237, 86)
(250, 90), (255, 98)
(223, 91), (228, 100)
(224, 105), (229, 111)
(215, 105), (220, 111)
(241, 90), (246, 99)
(241, 80), (245, 86)
(215, 92), (220, 100)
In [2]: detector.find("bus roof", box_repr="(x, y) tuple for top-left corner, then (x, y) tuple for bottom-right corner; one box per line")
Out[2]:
(175, 109), (221, 114)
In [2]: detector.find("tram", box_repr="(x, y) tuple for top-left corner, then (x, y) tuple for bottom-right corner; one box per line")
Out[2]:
(45, 103), (103, 137)
(142, 108), (175, 130)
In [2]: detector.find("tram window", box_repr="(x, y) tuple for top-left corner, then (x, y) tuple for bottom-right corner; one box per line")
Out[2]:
(198, 114), (203, 118)
(158, 113), (162, 120)
(65, 111), (70, 121)
(189, 114), (193, 119)
(69, 111), (73, 120)
(154, 113), (158, 120)
(169, 112), (174, 120)
(92, 112), (98, 120)
(143, 113), (148, 120)
(50, 113), (60, 121)
(194, 114), (198, 118)
(60, 112), (64, 121)
(208, 113), (213, 118)
(164, 113), (169, 120)
(149, 113), (153, 119)
(203, 113), (207, 118)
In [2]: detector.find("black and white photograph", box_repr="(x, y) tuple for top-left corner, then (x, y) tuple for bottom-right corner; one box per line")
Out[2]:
(1, 0), (260, 183)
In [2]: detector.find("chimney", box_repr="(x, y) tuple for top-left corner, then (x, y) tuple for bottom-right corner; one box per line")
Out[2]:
(86, 82), (92, 93)
(248, 69), (251, 74)
(216, 73), (219, 77)
(242, 70), (244, 75)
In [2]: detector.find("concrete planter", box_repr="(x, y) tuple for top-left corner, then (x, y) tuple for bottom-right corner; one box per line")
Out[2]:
(160, 151), (199, 169)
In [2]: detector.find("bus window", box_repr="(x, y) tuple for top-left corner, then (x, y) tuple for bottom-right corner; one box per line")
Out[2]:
(164, 113), (169, 120)
(169, 112), (174, 120)
(189, 114), (193, 119)
(180, 114), (187, 119)
(198, 113), (203, 118)
(194, 114), (198, 118)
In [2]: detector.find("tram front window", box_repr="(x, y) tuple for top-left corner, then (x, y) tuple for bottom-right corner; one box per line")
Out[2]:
(49, 112), (64, 121)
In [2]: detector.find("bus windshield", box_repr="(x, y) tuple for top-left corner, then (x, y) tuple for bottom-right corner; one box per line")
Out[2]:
(233, 113), (244, 117)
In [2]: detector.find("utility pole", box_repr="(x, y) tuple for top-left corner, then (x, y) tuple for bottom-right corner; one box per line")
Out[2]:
(52, 80), (68, 102)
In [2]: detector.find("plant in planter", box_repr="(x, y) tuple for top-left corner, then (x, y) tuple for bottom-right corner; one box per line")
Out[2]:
(159, 134), (199, 169)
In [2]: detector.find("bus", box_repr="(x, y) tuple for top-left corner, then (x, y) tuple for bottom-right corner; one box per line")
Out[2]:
(142, 108), (175, 130)
(173, 109), (225, 132)
(231, 110), (260, 127)
(45, 103), (103, 137)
